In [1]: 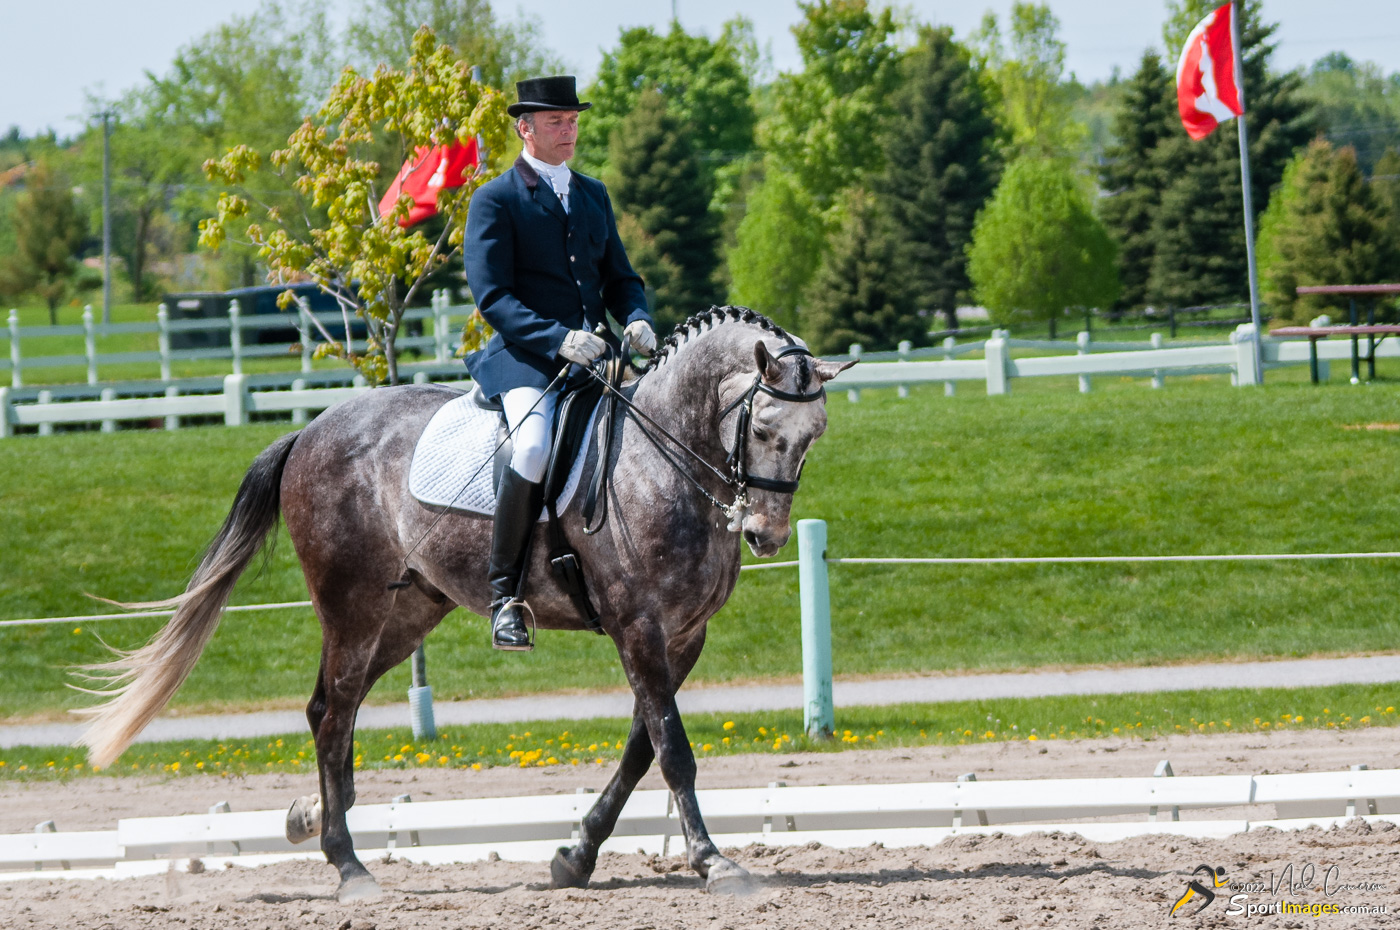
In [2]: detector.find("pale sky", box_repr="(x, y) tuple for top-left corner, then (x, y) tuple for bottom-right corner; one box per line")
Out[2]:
(4, 1), (1400, 138)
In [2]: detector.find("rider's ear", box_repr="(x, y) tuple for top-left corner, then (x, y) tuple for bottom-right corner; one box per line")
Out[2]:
(810, 357), (858, 383)
(754, 341), (785, 384)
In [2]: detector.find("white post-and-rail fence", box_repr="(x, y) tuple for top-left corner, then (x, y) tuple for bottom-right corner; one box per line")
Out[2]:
(2, 765), (1397, 882)
(0, 317), (1377, 437)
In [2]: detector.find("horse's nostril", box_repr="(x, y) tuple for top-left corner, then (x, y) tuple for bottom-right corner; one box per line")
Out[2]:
(743, 530), (759, 548)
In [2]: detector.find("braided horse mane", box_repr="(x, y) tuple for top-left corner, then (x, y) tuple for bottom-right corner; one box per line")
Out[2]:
(646, 305), (811, 392)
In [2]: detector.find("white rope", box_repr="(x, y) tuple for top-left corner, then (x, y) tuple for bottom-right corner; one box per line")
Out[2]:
(0, 601), (313, 628)
(828, 553), (1400, 565)
(9, 549), (1400, 627)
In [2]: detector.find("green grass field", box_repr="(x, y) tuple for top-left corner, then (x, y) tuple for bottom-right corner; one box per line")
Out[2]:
(3, 375), (1400, 721)
(0, 682), (1393, 780)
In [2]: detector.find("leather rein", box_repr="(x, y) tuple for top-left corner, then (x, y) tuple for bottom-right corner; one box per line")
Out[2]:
(581, 343), (824, 533)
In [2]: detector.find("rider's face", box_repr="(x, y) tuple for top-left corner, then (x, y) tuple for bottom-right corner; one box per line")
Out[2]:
(521, 110), (579, 165)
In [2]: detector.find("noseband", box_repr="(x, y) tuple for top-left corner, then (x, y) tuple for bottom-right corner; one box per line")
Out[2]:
(582, 342), (824, 530)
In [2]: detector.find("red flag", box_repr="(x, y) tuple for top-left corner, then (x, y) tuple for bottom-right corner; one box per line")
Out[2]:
(1175, 2), (1244, 140)
(377, 139), (480, 227)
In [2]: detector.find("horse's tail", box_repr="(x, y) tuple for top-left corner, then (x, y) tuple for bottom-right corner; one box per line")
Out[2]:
(74, 430), (301, 769)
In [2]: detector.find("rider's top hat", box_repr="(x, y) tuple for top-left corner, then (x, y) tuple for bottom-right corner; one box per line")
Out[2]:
(508, 75), (592, 117)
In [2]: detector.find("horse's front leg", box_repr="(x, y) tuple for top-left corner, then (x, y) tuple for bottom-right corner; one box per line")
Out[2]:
(550, 712), (654, 888)
(618, 620), (752, 892)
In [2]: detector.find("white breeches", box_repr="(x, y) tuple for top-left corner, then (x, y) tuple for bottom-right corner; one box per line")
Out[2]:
(501, 386), (558, 484)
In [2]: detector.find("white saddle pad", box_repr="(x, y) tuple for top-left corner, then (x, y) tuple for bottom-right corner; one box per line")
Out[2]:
(408, 391), (596, 519)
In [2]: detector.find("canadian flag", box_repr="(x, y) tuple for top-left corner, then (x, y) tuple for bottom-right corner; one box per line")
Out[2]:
(377, 138), (480, 227)
(1176, 2), (1244, 140)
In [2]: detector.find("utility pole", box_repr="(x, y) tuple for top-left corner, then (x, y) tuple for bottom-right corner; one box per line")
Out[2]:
(100, 109), (114, 326)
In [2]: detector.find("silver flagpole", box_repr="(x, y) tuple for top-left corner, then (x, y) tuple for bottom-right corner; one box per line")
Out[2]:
(1232, 0), (1265, 382)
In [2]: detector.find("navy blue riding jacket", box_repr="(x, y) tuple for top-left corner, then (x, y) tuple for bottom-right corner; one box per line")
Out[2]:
(463, 154), (651, 400)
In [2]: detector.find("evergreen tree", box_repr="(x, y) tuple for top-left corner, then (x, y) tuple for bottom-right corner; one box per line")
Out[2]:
(967, 155), (1119, 326)
(1258, 139), (1400, 323)
(1370, 147), (1400, 248)
(607, 90), (721, 332)
(1147, 5), (1313, 308)
(874, 26), (1000, 331)
(0, 161), (89, 324)
(1097, 50), (1176, 312)
(803, 190), (917, 354)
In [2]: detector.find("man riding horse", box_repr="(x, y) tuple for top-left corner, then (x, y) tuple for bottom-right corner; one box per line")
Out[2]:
(463, 75), (656, 652)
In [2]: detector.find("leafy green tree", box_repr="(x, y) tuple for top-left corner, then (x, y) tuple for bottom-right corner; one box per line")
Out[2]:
(1097, 51), (1177, 312)
(606, 90), (721, 332)
(804, 190), (917, 354)
(1370, 147), (1400, 246)
(0, 161), (90, 323)
(968, 155), (1119, 326)
(1299, 54), (1400, 174)
(726, 169), (823, 330)
(1258, 139), (1400, 323)
(874, 26), (1001, 331)
(201, 27), (511, 385)
(1147, 4), (1312, 308)
(576, 19), (757, 184)
(761, 0), (906, 211)
(729, 0), (905, 321)
(347, 0), (560, 90)
(972, 2), (1084, 159)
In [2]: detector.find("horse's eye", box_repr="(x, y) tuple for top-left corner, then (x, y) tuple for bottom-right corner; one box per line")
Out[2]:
(751, 426), (771, 442)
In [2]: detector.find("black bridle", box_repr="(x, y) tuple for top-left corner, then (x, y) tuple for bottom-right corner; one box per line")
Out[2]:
(581, 342), (825, 530)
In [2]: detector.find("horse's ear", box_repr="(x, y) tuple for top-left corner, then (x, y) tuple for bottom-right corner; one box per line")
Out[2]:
(754, 341), (785, 384)
(811, 357), (858, 383)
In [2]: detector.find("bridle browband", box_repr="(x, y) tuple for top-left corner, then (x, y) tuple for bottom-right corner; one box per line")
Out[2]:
(582, 342), (825, 530)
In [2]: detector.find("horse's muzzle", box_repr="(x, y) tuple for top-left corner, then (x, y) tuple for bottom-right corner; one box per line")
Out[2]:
(742, 517), (790, 558)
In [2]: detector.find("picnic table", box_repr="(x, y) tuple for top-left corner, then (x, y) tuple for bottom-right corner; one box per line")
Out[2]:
(1269, 324), (1400, 383)
(1274, 284), (1400, 383)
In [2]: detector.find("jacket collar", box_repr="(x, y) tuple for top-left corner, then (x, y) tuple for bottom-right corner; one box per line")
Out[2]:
(515, 154), (568, 226)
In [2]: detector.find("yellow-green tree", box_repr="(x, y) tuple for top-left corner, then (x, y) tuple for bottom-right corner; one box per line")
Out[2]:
(200, 27), (510, 385)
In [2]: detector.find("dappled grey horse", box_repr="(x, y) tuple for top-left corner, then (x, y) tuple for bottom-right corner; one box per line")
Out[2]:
(76, 307), (853, 901)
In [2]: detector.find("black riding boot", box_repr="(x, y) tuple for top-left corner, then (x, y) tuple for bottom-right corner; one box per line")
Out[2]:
(488, 467), (543, 651)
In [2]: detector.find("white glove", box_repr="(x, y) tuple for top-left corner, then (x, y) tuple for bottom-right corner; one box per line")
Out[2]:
(558, 329), (607, 365)
(624, 319), (656, 356)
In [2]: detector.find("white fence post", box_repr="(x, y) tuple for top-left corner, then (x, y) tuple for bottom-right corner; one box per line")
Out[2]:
(37, 390), (52, 437)
(896, 340), (911, 399)
(943, 335), (957, 396)
(846, 345), (862, 402)
(164, 385), (180, 431)
(0, 386), (12, 438)
(1151, 333), (1164, 389)
(433, 289), (450, 364)
(83, 306), (98, 385)
(7, 310), (20, 388)
(157, 303), (172, 382)
(229, 300), (243, 376)
(99, 388), (116, 433)
(291, 378), (308, 425)
(224, 373), (249, 426)
(1077, 330), (1092, 394)
(798, 519), (834, 740)
(1232, 323), (1261, 386)
(985, 329), (1009, 395)
(297, 298), (313, 374)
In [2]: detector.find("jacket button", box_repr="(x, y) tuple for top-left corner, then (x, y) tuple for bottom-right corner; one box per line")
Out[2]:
(570, 255), (576, 262)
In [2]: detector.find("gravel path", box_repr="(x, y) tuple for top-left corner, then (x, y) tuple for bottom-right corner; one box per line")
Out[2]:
(4, 653), (1397, 749)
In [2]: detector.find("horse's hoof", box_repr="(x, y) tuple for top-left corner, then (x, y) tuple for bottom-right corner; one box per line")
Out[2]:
(337, 873), (383, 903)
(705, 857), (756, 896)
(549, 846), (591, 889)
(285, 793), (322, 844)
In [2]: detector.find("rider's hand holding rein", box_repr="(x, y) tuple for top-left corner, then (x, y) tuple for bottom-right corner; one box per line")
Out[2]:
(559, 329), (608, 365)
(624, 320), (656, 356)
